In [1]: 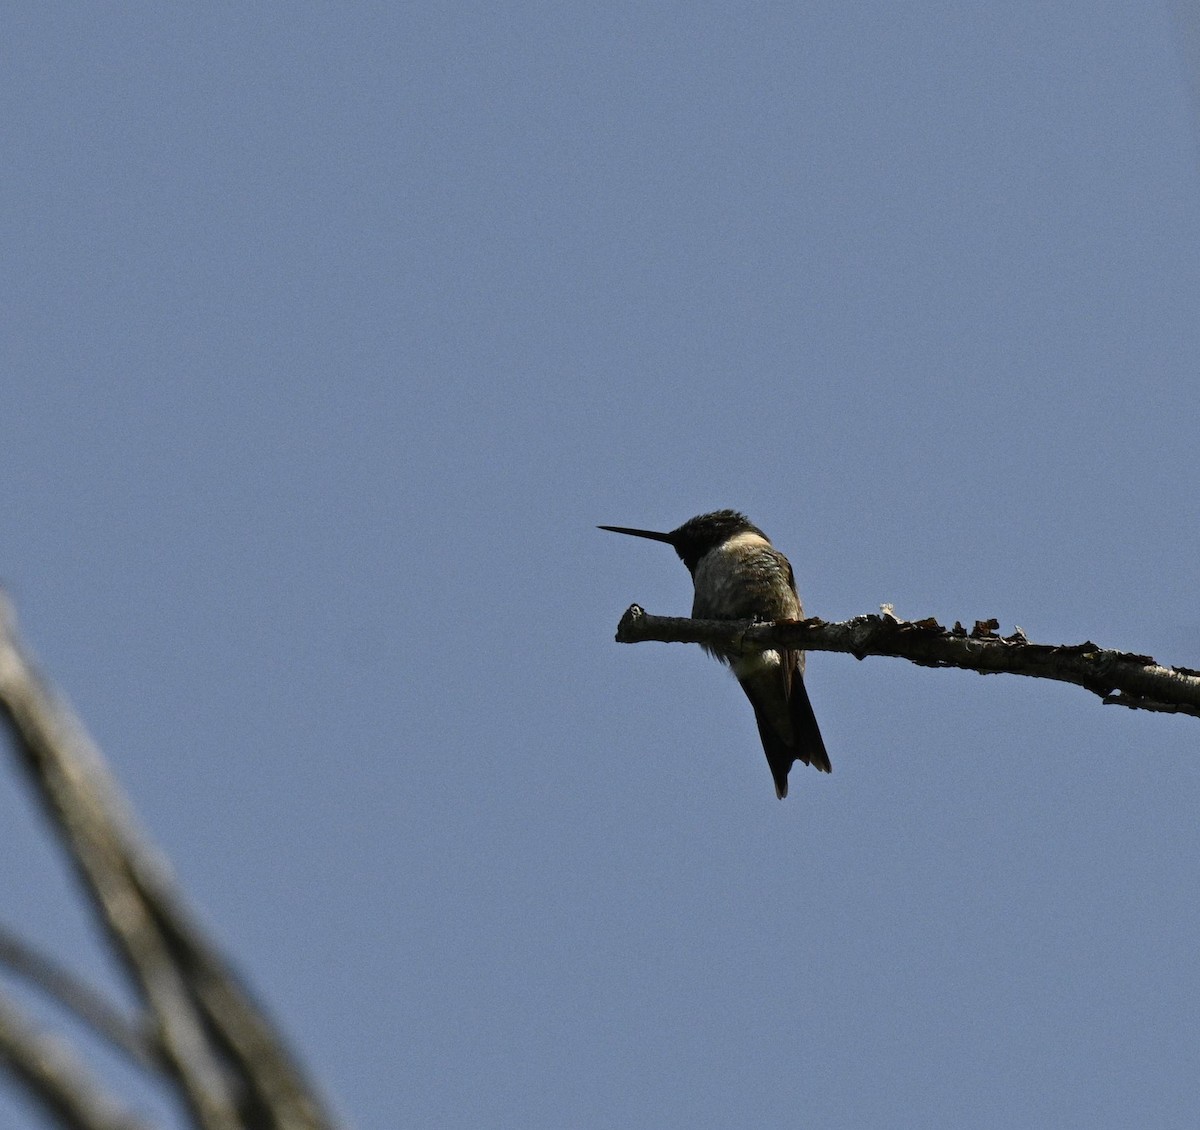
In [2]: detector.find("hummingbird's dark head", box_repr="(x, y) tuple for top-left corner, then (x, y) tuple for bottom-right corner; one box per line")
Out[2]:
(598, 509), (765, 575)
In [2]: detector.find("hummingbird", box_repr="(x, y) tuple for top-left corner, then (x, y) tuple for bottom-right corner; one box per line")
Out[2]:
(600, 510), (830, 798)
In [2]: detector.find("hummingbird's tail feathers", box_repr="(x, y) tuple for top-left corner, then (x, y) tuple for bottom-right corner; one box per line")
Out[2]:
(751, 709), (796, 799)
(738, 666), (831, 799)
(788, 674), (832, 775)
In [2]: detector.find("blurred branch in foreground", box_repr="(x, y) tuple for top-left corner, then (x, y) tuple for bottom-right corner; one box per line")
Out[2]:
(0, 599), (340, 1130)
(0, 989), (151, 1130)
(611, 605), (1200, 718)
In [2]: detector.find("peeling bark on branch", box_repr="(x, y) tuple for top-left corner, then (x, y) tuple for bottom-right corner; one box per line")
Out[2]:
(611, 605), (1200, 718)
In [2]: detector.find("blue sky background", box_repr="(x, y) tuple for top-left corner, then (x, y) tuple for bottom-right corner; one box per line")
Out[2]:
(3, 4), (1199, 1128)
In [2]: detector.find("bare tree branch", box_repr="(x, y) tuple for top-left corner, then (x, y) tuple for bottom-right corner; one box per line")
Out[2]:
(611, 605), (1200, 717)
(0, 610), (243, 1130)
(0, 988), (154, 1130)
(0, 598), (340, 1130)
(122, 869), (336, 1130)
(0, 926), (159, 1072)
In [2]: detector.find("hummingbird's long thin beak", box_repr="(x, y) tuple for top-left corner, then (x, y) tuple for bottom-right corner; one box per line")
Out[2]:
(597, 524), (676, 544)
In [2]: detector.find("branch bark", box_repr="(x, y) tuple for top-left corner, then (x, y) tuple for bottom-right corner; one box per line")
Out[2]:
(611, 605), (1200, 717)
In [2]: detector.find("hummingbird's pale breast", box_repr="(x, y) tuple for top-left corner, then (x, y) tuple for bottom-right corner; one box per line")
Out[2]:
(690, 531), (802, 621)
(690, 530), (803, 680)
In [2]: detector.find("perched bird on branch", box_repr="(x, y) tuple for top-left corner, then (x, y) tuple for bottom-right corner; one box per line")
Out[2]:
(600, 510), (829, 798)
